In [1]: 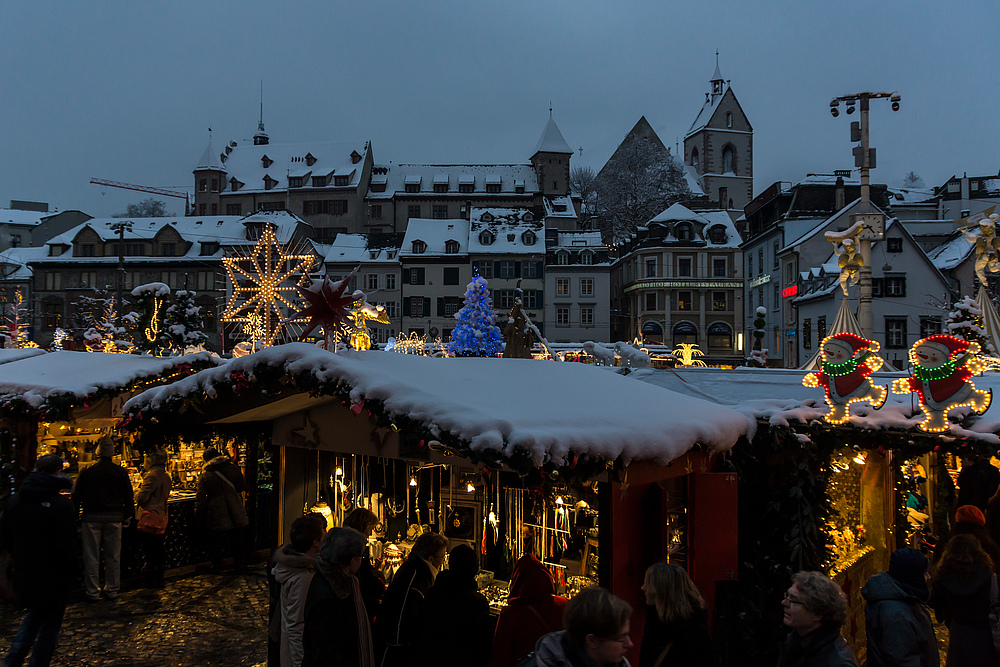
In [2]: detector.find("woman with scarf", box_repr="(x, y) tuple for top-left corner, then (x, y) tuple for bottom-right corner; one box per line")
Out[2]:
(639, 563), (716, 667)
(301, 527), (375, 667)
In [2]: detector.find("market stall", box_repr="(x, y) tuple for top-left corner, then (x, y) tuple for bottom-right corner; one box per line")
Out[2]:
(120, 342), (756, 663)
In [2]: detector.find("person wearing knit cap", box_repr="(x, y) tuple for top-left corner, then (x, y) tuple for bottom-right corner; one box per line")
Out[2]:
(934, 504), (1000, 575)
(861, 548), (937, 667)
(71, 436), (134, 602)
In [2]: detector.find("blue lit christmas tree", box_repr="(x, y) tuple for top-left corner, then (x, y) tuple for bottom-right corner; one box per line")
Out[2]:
(447, 267), (504, 357)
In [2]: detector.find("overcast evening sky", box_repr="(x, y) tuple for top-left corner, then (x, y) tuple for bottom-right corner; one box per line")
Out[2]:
(2, 0), (997, 218)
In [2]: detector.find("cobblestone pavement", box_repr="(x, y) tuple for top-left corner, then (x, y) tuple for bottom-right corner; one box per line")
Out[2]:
(0, 567), (269, 666)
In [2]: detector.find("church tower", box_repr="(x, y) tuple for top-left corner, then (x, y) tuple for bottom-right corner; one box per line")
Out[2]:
(530, 111), (574, 197)
(192, 133), (227, 216)
(683, 54), (753, 211)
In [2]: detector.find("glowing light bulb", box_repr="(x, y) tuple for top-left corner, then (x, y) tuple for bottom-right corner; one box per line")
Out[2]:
(853, 453), (866, 465)
(555, 496), (564, 505)
(335, 467), (343, 477)
(466, 482), (475, 493)
(409, 477), (417, 487)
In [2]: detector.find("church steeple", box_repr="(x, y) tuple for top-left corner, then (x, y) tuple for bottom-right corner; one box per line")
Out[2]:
(530, 111), (573, 197)
(710, 50), (725, 104)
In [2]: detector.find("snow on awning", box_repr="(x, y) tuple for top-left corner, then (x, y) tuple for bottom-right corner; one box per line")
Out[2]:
(124, 343), (755, 467)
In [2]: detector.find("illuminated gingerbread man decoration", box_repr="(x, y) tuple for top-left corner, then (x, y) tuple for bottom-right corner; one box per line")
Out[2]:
(803, 333), (886, 424)
(892, 334), (992, 432)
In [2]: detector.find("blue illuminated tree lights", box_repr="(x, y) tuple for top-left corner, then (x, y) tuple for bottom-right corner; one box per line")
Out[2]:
(447, 267), (504, 357)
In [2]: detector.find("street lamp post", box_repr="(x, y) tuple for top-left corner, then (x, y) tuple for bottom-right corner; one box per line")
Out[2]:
(107, 220), (134, 328)
(828, 91), (901, 338)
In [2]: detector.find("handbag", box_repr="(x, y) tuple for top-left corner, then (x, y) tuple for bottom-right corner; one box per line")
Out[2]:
(137, 510), (169, 535)
(989, 573), (1000, 653)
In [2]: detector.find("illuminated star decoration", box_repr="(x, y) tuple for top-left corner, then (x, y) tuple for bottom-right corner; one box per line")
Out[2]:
(295, 268), (359, 342)
(222, 225), (316, 346)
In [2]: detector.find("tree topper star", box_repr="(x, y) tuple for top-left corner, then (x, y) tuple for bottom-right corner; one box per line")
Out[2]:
(295, 268), (360, 340)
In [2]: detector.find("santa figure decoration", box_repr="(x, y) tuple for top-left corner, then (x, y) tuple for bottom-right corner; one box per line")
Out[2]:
(803, 333), (887, 424)
(892, 334), (992, 432)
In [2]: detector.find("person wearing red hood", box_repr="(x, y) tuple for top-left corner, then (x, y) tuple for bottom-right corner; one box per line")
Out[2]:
(490, 530), (568, 667)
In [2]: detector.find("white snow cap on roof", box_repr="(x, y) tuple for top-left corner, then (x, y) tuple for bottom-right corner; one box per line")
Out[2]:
(400, 218), (471, 256)
(0, 209), (50, 226)
(196, 137), (224, 170)
(533, 115), (573, 155)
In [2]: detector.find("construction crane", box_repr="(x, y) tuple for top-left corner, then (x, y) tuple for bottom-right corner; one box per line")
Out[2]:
(89, 178), (190, 214)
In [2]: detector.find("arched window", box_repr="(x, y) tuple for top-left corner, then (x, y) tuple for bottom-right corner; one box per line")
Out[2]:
(672, 321), (698, 346)
(690, 148), (699, 169)
(708, 225), (728, 244)
(708, 322), (733, 349)
(478, 230), (494, 246)
(674, 223), (692, 241)
(722, 146), (735, 174)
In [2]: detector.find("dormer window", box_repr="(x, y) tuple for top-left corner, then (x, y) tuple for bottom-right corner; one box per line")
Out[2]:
(708, 225), (728, 244)
(445, 240), (459, 254)
(386, 250), (396, 260)
(581, 251), (593, 265)
(200, 241), (220, 256)
(230, 178), (243, 192)
(553, 204), (567, 212)
(262, 155), (273, 168)
(405, 175), (421, 193)
(369, 251), (379, 260)
(674, 223), (692, 241)
(459, 175), (475, 193)
(305, 153), (317, 167)
(479, 230), (495, 246)
(557, 251), (569, 265)
(264, 175), (277, 190)
(522, 211), (533, 223)
(480, 212), (494, 223)
(288, 177), (303, 188)
(521, 231), (537, 246)
(312, 176), (326, 187)
(334, 175), (349, 187)
(514, 179), (525, 194)
(433, 175), (449, 193)
(412, 240), (427, 254)
(351, 150), (362, 164)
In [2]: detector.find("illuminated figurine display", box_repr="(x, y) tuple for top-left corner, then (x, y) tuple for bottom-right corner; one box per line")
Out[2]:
(892, 334), (992, 432)
(803, 333), (886, 424)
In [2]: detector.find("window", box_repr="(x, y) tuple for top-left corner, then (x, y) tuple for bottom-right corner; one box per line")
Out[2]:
(459, 182), (474, 194)
(758, 249), (764, 275)
(886, 237), (903, 253)
(334, 175), (349, 187)
(645, 259), (657, 277)
(677, 291), (692, 311)
(523, 290), (538, 309)
(557, 252), (568, 265)
(411, 240), (427, 254)
(719, 187), (728, 208)
(817, 316), (827, 342)
(713, 258), (727, 277)
(803, 319), (812, 349)
(726, 112), (733, 128)
(645, 292), (657, 310)
(475, 261), (492, 279)
(723, 147), (735, 174)
(497, 290), (516, 309)
(433, 205), (449, 219)
(690, 148), (699, 168)
(581, 252), (593, 265)
(581, 307), (594, 327)
(366, 274), (379, 290)
(383, 301), (398, 318)
(557, 307), (570, 326)
(871, 278), (883, 298)
(196, 271), (215, 291)
(673, 321), (698, 346)
(677, 257), (692, 277)
(712, 291), (727, 311)
(407, 205), (422, 219)
(45, 272), (61, 290)
(709, 226), (727, 244)
(498, 261), (516, 279)
(557, 278), (570, 296)
(158, 271), (177, 289)
(772, 284), (779, 310)
(199, 179), (207, 192)
(43, 302), (61, 330)
(260, 201), (283, 211)
(405, 183), (420, 194)
(288, 177), (303, 188)
(80, 271), (98, 288)
(758, 287), (764, 310)
(886, 276), (906, 297)
(433, 183), (448, 194)
(886, 318), (908, 349)
(199, 203), (207, 215)
(226, 203), (242, 216)
(920, 316), (941, 338)
(443, 267), (459, 285)
(523, 262), (539, 279)
(124, 272), (141, 290)
(303, 200), (348, 215)
(580, 278), (594, 296)
(485, 183), (501, 194)
(772, 241), (780, 269)
(675, 224), (692, 241)
(708, 322), (732, 348)
(9, 234), (21, 248)
(521, 231), (536, 246)
(748, 253), (753, 277)
(409, 297), (426, 318)
(405, 267), (425, 285)
(444, 240), (460, 254)
(162, 243), (176, 256)
(201, 304), (216, 330)
(211, 202), (218, 213)
(312, 176), (326, 187)
(442, 296), (462, 317)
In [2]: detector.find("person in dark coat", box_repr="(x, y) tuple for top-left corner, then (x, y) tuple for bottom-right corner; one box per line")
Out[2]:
(374, 531), (448, 667)
(195, 447), (249, 571)
(419, 544), (492, 667)
(491, 532), (568, 667)
(72, 436), (134, 601)
(930, 533), (1000, 666)
(638, 563), (716, 667)
(934, 504), (1000, 573)
(957, 456), (996, 512)
(135, 449), (171, 589)
(1, 455), (77, 667)
(532, 586), (633, 667)
(861, 548), (938, 667)
(777, 571), (858, 667)
(343, 507), (386, 629)
(301, 527), (375, 667)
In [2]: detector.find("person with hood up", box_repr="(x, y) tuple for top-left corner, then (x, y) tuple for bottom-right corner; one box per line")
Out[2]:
(301, 527), (375, 667)
(1, 455), (77, 667)
(270, 514), (326, 667)
(419, 544), (493, 667)
(934, 504), (1000, 573)
(491, 530), (568, 667)
(71, 435), (134, 602)
(777, 571), (857, 667)
(134, 448), (171, 589)
(531, 586), (633, 667)
(195, 446), (249, 572)
(930, 533), (1000, 666)
(639, 563), (716, 667)
(861, 548), (938, 667)
(342, 507), (385, 628)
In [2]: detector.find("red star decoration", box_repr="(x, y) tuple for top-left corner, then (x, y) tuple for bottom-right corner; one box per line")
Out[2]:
(296, 268), (359, 340)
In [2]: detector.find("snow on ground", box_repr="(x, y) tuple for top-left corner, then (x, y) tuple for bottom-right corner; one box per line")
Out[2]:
(125, 343), (756, 466)
(0, 351), (221, 408)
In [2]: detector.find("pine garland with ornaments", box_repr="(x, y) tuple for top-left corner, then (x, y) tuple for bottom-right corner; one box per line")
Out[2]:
(446, 268), (504, 357)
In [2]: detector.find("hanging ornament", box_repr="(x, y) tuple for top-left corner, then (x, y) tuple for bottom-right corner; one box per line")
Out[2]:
(295, 270), (359, 343)
(892, 334), (992, 432)
(803, 333), (887, 424)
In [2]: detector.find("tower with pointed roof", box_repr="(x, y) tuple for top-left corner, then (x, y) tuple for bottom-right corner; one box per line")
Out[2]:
(683, 53), (753, 211)
(193, 132), (228, 216)
(530, 111), (573, 198)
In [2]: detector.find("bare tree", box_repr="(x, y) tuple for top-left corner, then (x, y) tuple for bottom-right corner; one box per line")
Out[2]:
(594, 136), (690, 242)
(901, 171), (925, 188)
(113, 198), (171, 218)
(570, 166), (598, 227)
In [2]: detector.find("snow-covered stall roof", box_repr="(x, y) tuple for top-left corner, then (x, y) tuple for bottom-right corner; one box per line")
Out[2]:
(0, 351), (222, 414)
(123, 343), (756, 466)
(0, 348), (46, 364)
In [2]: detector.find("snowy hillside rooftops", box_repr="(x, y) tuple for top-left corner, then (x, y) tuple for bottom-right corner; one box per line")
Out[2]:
(400, 218), (471, 257)
(122, 343), (755, 467)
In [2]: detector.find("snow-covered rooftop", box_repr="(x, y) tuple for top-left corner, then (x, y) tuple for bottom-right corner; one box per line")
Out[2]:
(216, 140), (368, 194)
(542, 195), (577, 220)
(0, 246), (47, 280)
(928, 232), (974, 271)
(0, 348), (47, 364)
(468, 208), (544, 255)
(400, 219), (471, 256)
(124, 344), (756, 466)
(367, 164), (538, 200)
(646, 204), (742, 247)
(533, 116), (574, 155)
(323, 234), (399, 265)
(683, 166), (706, 196)
(0, 208), (50, 226)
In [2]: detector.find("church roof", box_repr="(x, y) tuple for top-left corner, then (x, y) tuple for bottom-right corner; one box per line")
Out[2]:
(533, 115), (573, 155)
(196, 137), (224, 171)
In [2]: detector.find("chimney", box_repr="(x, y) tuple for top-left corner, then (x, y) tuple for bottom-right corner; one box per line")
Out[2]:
(835, 176), (846, 211)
